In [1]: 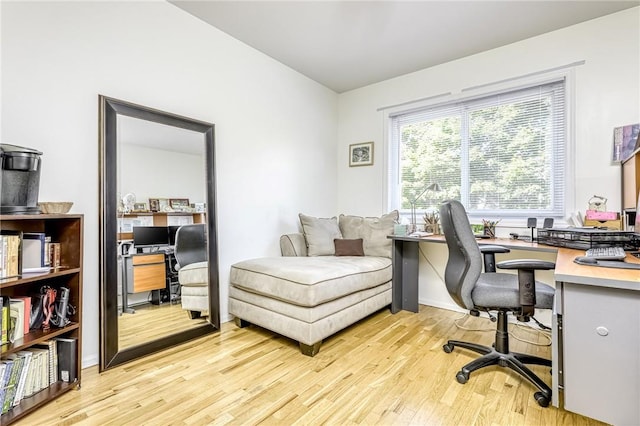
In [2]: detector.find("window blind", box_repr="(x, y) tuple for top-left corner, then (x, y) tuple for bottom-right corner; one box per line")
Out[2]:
(389, 79), (566, 218)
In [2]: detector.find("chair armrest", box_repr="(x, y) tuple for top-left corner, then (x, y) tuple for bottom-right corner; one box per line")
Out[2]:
(479, 244), (511, 254)
(496, 259), (555, 270)
(497, 259), (555, 316)
(479, 245), (510, 273)
(280, 233), (307, 257)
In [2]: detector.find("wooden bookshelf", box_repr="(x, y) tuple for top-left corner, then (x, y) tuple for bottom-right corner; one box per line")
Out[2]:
(0, 214), (83, 424)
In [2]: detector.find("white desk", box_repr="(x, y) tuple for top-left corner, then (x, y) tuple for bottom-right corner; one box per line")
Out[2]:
(553, 248), (640, 425)
(389, 235), (640, 424)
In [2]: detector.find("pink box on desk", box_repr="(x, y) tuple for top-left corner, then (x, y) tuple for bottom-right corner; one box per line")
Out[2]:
(585, 210), (618, 220)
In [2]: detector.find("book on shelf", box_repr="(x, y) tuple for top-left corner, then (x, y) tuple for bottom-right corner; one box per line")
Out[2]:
(12, 351), (32, 407)
(55, 337), (78, 383)
(0, 360), (12, 414)
(16, 351), (36, 399)
(22, 232), (51, 273)
(55, 337), (77, 383)
(9, 296), (31, 336)
(1, 354), (23, 414)
(5, 351), (31, 408)
(0, 338), (79, 412)
(0, 233), (22, 279)
(34, 340), (58, 385)
(8, 299), (25, 342)
(48, 242), (61, 268)
(1, 297), (9, 345)
(23, 347), (48, 394)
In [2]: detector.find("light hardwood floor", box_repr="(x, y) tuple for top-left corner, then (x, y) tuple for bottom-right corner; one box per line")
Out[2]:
(118, 302), (208, 349)
(17, 306), (605, 425)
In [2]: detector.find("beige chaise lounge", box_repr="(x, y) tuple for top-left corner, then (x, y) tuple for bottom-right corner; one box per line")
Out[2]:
(229, 212), (397, 356)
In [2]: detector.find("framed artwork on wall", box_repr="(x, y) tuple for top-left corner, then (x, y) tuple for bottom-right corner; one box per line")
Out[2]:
(133, 202), (147, 212)
(349, 141), (374, 167)
(148, 198), (160, 212)
(613, 123), (640, 162)
(170, 198), (190, 211)
(158, 198), (170, 212)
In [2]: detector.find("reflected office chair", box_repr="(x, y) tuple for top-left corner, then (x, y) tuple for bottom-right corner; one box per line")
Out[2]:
(439, 200), (556, 407)
(174, 224), (209, 319)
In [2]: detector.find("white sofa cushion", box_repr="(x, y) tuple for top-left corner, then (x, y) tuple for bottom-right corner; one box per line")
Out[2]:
(229, 289), (391, 345)
(230, 281), (390, 323)
(298, 213), (342, 256)
(230, 256), (392, 307)
(280, 233), (308, 257)
(338, 210), (399, 258)
(178, 261), (208, 285)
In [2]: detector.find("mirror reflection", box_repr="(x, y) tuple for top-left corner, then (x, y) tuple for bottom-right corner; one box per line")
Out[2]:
(99, 95), (219, 371)
(116, 117), (208, 350)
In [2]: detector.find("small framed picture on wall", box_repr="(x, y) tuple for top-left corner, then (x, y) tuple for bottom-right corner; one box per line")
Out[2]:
(133, 202), (147, 212)
(158, 198), (170, 212)
(148, 198), (160, 212)
(349, 141), (374, 167)
(170, 198), (190, 211)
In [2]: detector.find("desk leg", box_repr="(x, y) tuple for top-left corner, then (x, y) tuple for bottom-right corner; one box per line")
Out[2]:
(391, 239), (419, 313)
(121, 257), (135, 315)
(551, 287), (562, 408)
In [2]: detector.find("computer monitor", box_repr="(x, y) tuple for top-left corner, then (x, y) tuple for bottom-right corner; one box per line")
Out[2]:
(132, 226), (169, 249)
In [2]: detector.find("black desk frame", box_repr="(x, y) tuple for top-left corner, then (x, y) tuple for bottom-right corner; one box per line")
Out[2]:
(389, 235), (421, 313)
(388, 235), (555, 314)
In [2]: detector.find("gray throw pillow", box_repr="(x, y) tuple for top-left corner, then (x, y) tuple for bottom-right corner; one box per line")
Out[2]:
(299, 213), (343, 256)
(338, 210), (399, 258)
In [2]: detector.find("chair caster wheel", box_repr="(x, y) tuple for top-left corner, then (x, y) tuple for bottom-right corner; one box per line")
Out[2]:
(456, 371), (468, 384)
(534, 391), (550, 407)
(443, 343), (454, 353)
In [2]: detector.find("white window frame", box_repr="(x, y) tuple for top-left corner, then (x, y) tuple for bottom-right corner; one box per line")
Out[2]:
(383, 69), (576, 227)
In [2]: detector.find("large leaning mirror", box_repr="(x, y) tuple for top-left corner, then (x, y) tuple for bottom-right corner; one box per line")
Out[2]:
(99, 95), (220, 371)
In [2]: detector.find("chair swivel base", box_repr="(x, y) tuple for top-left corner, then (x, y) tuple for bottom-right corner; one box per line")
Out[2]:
(443, 339), (552, 407)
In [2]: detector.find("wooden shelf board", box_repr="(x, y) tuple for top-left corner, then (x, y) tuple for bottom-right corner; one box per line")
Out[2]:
(0, 267), (81, 289)
(0, 380), (79, 423)
(1, 323), (80, 355)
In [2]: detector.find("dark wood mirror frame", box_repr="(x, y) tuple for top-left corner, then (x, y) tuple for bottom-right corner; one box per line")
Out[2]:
(98, 95), (220, 371)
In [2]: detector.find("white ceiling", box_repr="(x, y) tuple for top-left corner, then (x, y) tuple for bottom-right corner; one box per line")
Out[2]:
(170, 0), (639, 93)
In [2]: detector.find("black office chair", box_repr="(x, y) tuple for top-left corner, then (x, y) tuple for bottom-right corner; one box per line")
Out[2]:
(174, 224), (207, 269)
(439, 200), (556, 407)
(174, 224), (208, 318)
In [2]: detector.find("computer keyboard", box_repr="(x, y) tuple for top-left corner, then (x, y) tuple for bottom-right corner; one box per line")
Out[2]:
(585, 246), (626, 261)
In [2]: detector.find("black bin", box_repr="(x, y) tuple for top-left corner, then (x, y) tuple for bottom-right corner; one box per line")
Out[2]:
(0, 143), (43, 214)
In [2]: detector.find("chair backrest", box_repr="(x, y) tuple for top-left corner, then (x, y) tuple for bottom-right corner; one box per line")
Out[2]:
(439, 200), (483, 310)
(174, 224), (207, 269)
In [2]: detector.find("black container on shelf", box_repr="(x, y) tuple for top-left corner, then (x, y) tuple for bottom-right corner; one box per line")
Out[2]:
(0, 143), (42, 214)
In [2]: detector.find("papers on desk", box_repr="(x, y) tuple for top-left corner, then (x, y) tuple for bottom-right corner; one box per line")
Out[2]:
(409, 231), (434, 238)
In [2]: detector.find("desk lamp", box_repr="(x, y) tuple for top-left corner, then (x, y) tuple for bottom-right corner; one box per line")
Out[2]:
(410, 182), (442, 233)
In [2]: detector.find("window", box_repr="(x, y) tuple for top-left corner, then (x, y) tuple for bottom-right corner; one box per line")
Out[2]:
(389, 80), (566, 220)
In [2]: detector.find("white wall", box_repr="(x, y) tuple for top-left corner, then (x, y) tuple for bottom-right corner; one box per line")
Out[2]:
(1, 1), (338, 367)
(120, 144), (206, 205)
(338, 7), (639, 215)
(337, 8), (640, 311)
